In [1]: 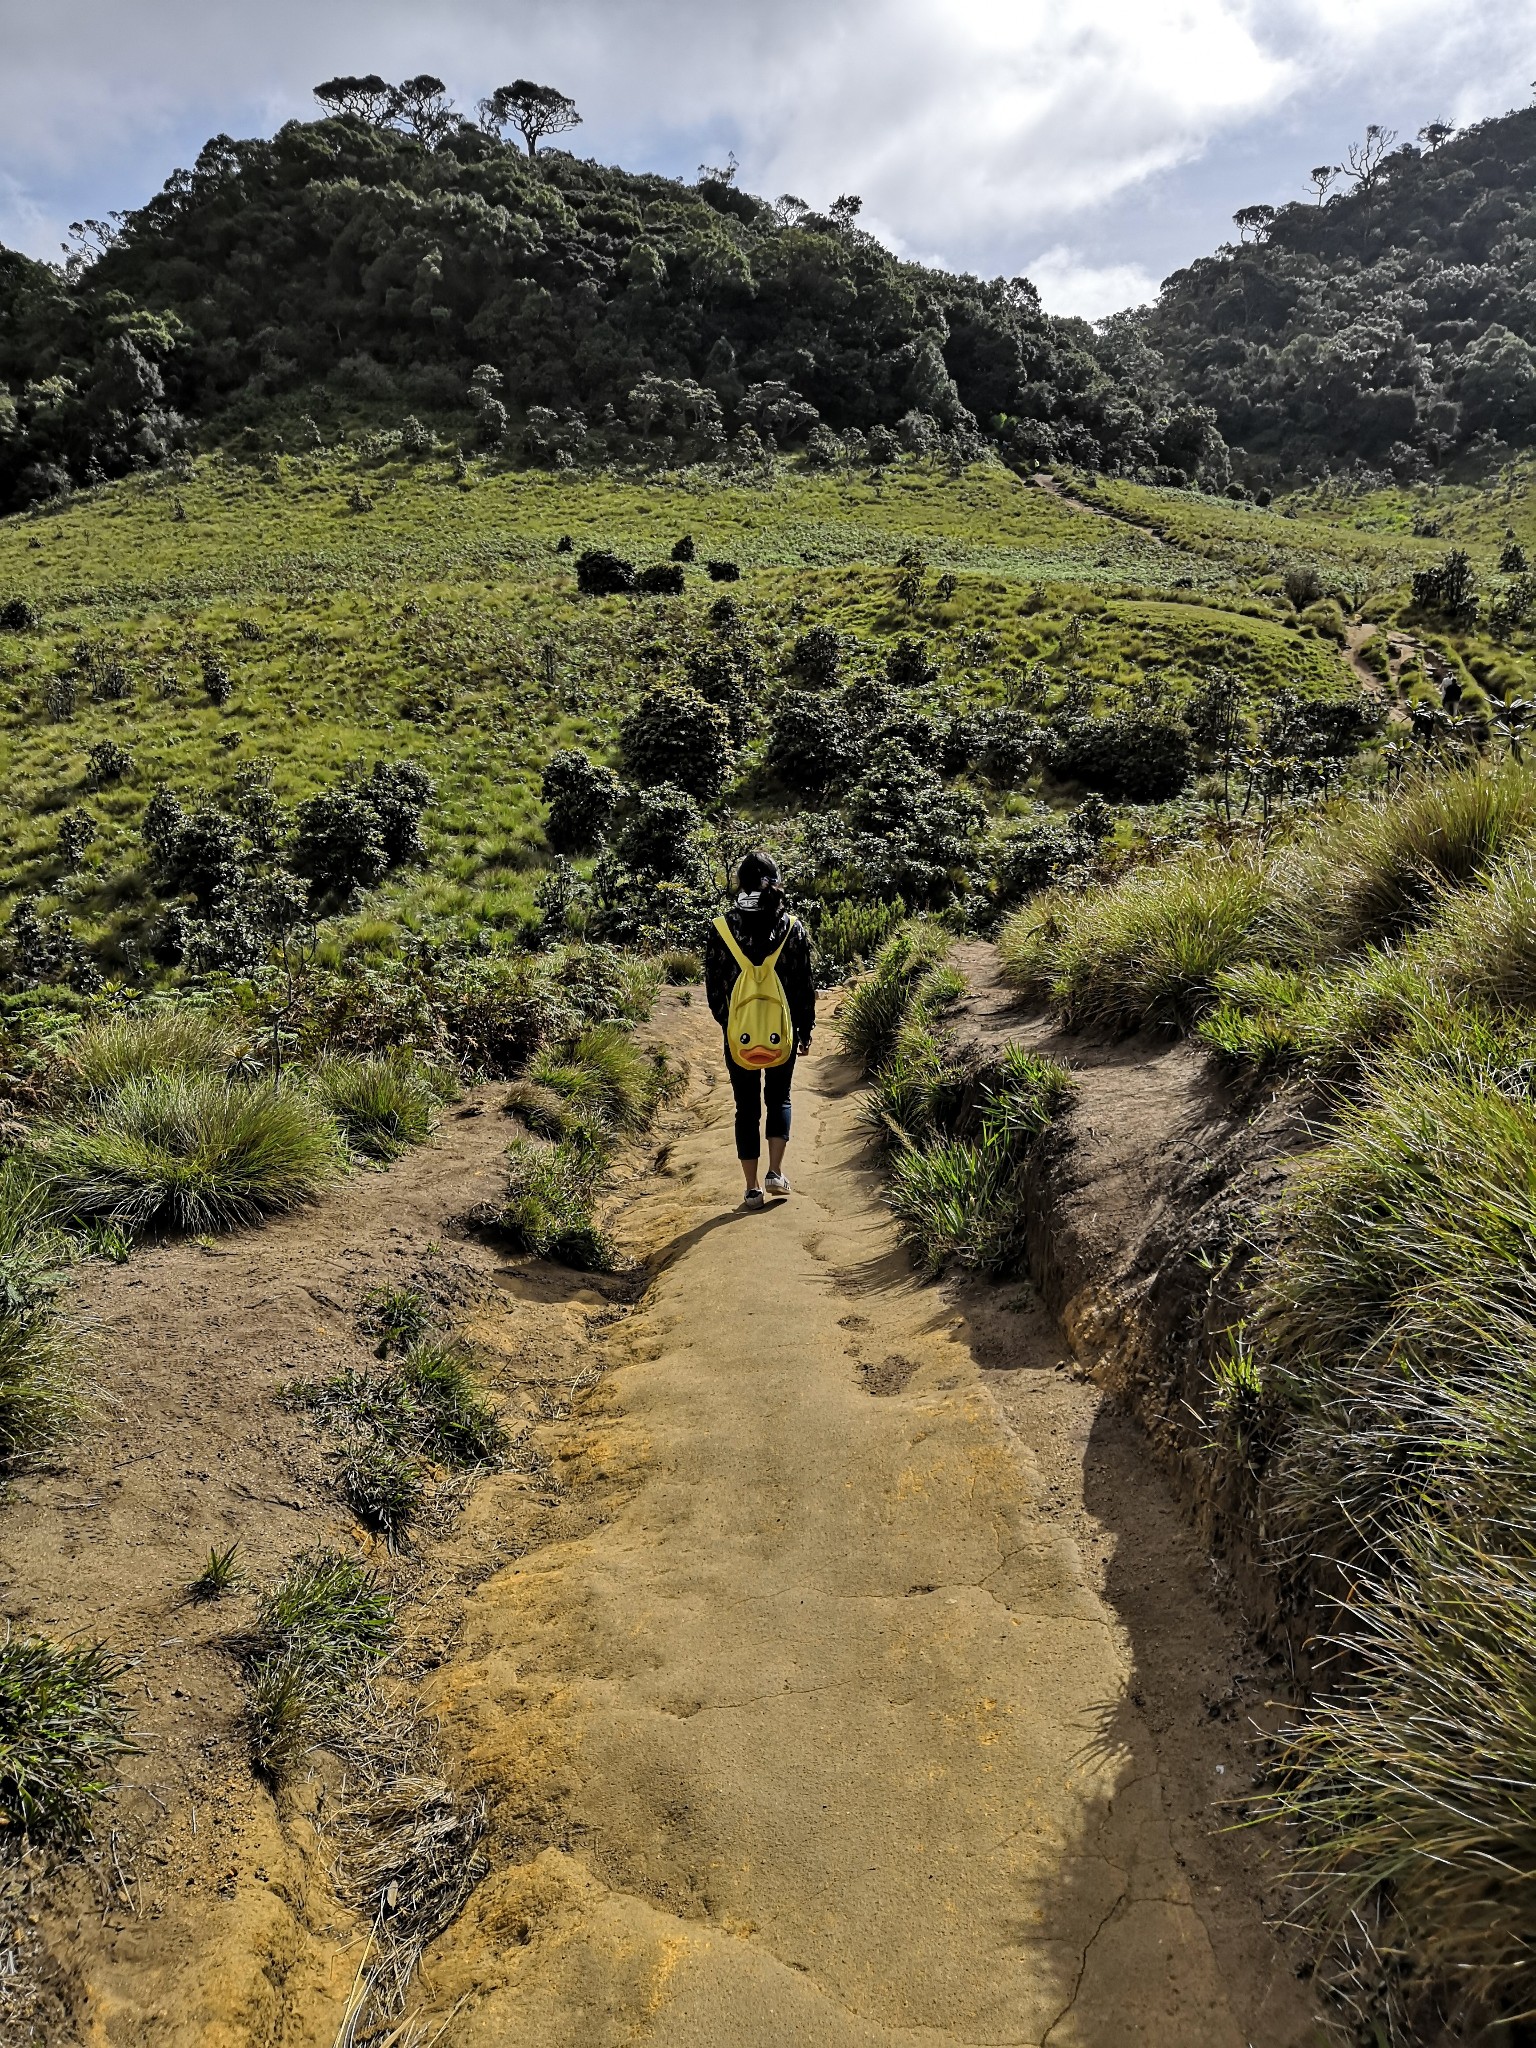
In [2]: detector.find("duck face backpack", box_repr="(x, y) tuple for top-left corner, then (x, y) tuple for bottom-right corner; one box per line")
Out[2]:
(714, 917), (794, 1070)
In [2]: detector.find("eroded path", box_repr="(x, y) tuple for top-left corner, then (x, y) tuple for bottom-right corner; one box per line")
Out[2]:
(408, 1002), (1315, 2046)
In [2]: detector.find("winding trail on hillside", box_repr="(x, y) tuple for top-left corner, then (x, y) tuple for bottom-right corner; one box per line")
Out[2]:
(405, 995), (1315, 2046)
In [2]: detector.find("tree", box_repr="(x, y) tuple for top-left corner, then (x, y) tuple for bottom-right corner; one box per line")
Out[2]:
(542, 750), (620, 853)
(1309, 164), (1338, 204)
(1342, 125), (1396, 194)
(1417, 121), (1454, 153)
(390, 76), (457, 149)
(480, 80), (582, 155)
(830, 194), (863, 230)
(313, 75), (395, 124)
(1232, 204), (1276, 244)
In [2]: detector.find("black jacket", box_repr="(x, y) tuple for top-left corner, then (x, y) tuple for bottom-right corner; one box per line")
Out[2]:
(704, 905), (816, 1048)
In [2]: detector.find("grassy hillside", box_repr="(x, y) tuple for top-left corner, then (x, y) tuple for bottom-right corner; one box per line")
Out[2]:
(0, 445), (1390, 974)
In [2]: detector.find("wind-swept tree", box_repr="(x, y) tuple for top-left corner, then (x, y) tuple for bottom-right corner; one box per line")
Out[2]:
(479, 80), (581, 154)
(1232, 203), (1276, 243)
(1309, 163), (1337, 203)
(313, 75), (395, 124)
(1343, 124), (1397, 193)
(390, 75), (457, 148)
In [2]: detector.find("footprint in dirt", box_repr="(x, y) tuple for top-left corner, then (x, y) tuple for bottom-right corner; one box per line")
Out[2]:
(856, 1352), (918, 1397)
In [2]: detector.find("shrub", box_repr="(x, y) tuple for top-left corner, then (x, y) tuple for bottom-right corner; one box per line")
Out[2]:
(245, 1551), (392, 1778)
(91, 660), (132, 704)
(1283, 564), (1325, 609)
(500, 1138), (614, 1269)
(1411, 548), (1478, 625)
(542, 750), (620, 854)
(576, 549), (636, 596)
(705, 559), (740, 582)
(43, 674), (78, 721)
(620, 687), (733, 800)
(3, 899), (99, 993)
(791, 626), (842, 688)
(0, 1635), (133, 1842)
(636, 562), (685, 596)
(885, 637), (937, 691)
(841, 738), (987, 906)
(766, 690), (860, 796)
(1043, 710), (1192, 802)
(55, 809), (96, 869)
(671, 535), (696, 563)
(290, 789), (389, 906)
(359, 759), (433, 867)
(0, 597), (41, 632)
(311, 1055), (439, 1160)
(202, 656), (234, 706)
(42, 1073), (348, 1236)
(83, 740), (132, 790)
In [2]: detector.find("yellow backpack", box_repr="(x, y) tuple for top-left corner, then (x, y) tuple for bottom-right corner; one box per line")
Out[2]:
(714, 916), (794, 1070)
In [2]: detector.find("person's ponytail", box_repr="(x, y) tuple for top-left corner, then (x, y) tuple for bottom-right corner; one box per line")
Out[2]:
(736, 849), (784, 916)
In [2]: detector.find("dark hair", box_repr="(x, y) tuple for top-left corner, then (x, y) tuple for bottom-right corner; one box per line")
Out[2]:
(737, 849), (784, 910)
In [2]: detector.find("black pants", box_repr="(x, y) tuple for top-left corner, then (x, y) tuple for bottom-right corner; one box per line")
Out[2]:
(726, 1044), (796, 1159)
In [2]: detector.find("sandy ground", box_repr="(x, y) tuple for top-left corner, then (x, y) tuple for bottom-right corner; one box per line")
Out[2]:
(5, 984), (1323, 2045)
(404, 995), (1321, 2046)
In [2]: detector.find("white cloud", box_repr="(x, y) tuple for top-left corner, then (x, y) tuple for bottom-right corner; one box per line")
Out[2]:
(1026, 247), (1160, 320)
(3, 0), (1536, 291)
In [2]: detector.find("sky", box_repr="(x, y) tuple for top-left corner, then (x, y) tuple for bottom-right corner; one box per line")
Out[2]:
(2, 0), (1534, 318)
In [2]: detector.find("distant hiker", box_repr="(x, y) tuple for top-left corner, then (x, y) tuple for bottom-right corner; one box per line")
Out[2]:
(704, 851), (816, 1209)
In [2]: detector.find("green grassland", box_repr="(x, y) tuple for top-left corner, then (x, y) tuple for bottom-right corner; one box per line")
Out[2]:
(0, 445), (1405, 966)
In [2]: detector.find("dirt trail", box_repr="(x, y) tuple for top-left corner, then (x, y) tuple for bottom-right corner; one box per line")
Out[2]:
(402, 997), (1316, 2046)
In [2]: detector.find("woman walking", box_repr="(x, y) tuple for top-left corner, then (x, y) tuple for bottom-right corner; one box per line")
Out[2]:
(704, 852), (816, 1209)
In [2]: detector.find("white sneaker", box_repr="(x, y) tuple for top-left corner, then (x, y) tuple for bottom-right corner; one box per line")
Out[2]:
(743, 1187), (765, 1210)
(764, 1170), (791, 1196)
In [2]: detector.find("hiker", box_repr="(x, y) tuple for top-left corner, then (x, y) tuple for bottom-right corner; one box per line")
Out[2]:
(704, 851), (816, 1209)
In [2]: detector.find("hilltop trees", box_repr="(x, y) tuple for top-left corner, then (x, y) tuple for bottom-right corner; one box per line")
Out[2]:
(479, 80), (582, 154)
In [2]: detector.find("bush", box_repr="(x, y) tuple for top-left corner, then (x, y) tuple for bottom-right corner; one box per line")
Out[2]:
(202, 655), (234, 706)
(813, 898), (905, 969)
(83, 740), (133, 790)
(1043, 710), (1192, 802)
(542, 749), (620, 853)
(0, 597), (41, 632)
(290, 788), (388, 905)
(705, 559), (740, 582)
(359, 759), (433, 868)
(576, 549), (636, 596)
(0, 1635), (133, 1842)
(311, 1054), (440, 1160)
(791, 626), (842, 688)
(766, 690), (859, 796)
(620, 687), (733, 800)
(500, 1138), (614, 1269)
(636, 562), (685, 596)
(42, 1073), (348, 1236)
(1411, 548), (1479, 626)
(885, 637), (937, 691)
(671, 535), (696, 563)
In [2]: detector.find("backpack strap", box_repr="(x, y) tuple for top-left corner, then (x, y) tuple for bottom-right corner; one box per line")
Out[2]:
(713, 915), (751, 972)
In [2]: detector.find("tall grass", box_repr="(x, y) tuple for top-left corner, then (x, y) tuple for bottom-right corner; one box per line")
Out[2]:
(41, 1073), (347, 1235)
(835, 924), (955, 1071)
(0, 1161), (77, 1467)
(500, 1137), (614, 1270)
(63, 1007), (244, 1096)
(528, 1022), (670, 1132)
(999, 845), (1282, 1033)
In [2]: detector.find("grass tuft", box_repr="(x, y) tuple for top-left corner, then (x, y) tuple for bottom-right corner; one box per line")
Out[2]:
(62, 1007), (245, 1098)
(41, 1073), (347, 1236)
(835, 924), (954, 1071)
(245, 1550), (392, 1780)
(188, 1542), (244, 1601)
(310, 1053), (440, 1161)
(500, 1137), (614, 1270)
(0, 1632), (134, 1842)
